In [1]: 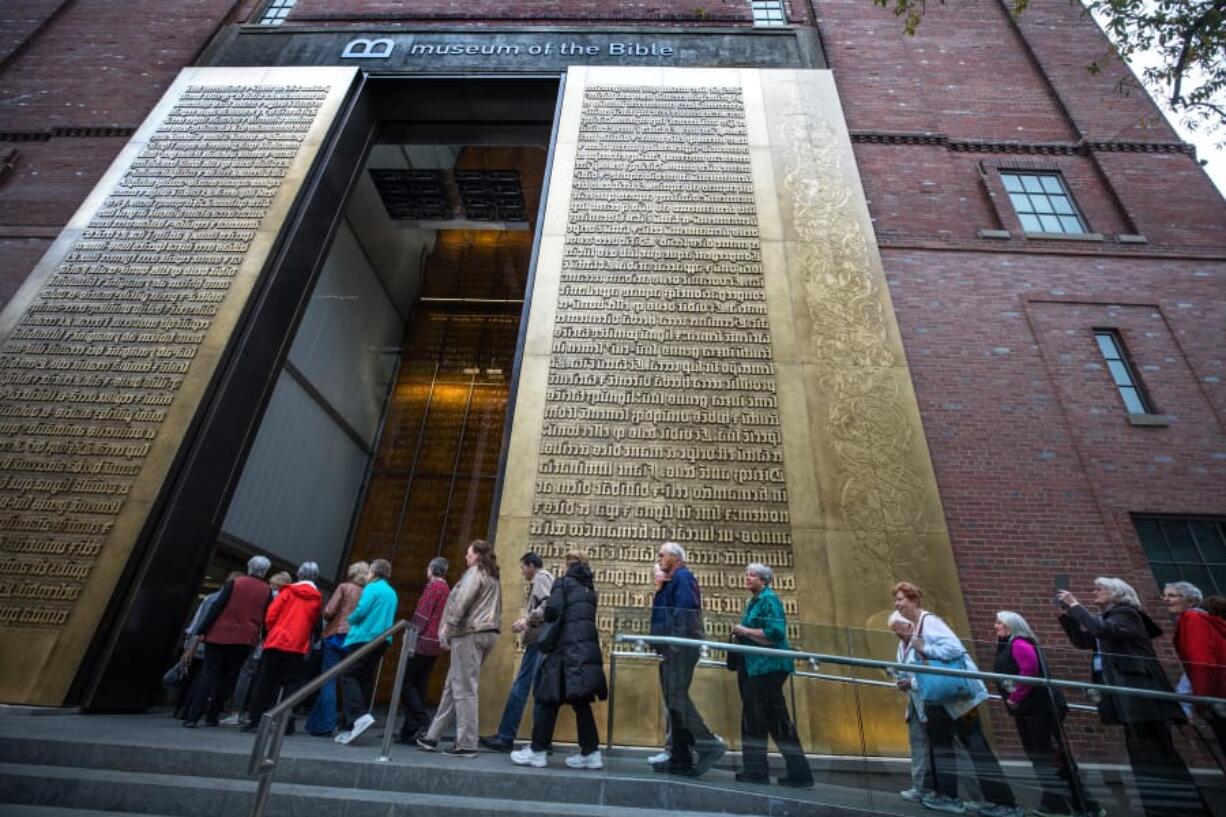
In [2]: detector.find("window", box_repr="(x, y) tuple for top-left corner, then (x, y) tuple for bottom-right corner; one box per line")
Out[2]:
(259, 0), (296, 25)
(1094, 329), (1152, 415)
(1135, 516), (1226, 596)
(1000, 171), (1087, 235)
(752, 1), (787, 26)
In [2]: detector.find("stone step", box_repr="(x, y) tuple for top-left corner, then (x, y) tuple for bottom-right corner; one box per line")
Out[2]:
(0, 762), (879, 817)
(0, 731), (847, 816)
(0, 807), (178, 817)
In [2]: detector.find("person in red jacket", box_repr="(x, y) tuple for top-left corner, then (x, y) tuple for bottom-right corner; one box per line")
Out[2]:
(1163, 581), (1226, 754)
(244, 561), (323, 735)
(184, 555), (272, 727)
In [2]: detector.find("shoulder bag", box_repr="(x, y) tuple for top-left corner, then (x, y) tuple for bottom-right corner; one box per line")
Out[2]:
(915, 613), (979, 705)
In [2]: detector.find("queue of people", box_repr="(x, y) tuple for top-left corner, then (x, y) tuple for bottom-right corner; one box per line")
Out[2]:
(176, 545), (1226, 816)
(890, 576), (1226, 817)
(180, 556), (401, 743)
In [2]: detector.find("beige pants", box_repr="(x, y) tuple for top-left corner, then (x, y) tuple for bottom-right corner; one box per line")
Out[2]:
(425, 631), (498, 750)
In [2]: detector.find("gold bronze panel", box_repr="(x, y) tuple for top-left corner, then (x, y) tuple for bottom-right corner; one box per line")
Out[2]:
(0, 67), (358, 705)
(487, 67), (968, 750)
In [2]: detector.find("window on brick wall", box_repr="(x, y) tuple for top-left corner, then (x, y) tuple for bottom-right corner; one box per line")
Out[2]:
(1135, 516), (1226, 596)
(259, 0), (296, 25)
(1094, 329), (1153, 415)
(752, 1), (787, 26)
(1001, 171), (1087, 235)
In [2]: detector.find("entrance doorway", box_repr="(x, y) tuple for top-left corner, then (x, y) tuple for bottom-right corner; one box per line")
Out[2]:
(187, 78), (555, 703)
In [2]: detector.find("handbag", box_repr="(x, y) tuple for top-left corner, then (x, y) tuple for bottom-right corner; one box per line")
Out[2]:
(725, 634), (744, 672)
(162, 661), (189, 689)
(915, 614), (979, 704)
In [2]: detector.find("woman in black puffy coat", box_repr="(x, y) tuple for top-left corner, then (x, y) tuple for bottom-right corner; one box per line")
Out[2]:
(510, 550), (608, 770)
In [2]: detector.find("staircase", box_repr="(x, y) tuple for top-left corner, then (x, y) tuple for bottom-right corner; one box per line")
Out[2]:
(0, 712), (885, 817)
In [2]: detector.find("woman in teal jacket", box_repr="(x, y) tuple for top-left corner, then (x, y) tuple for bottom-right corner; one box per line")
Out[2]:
(730, 563), (814, 788)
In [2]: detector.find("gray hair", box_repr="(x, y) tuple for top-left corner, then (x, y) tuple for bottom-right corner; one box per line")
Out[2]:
(247, 555), (271, 578)
(887, 610), (912, 630)
(370, 558), (392, 579)
(746, 562), (773, 585)
(297, 561), (320, 582)
(428, 557), (449, 578)
(660, 542), (686, 563)
(1095, 576), (1142, 608)
(996, 611), (1039, 643)
(1165, 581), (1204, 607)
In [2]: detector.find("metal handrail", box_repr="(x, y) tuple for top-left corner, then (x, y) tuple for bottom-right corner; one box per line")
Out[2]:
(613, 633), (1226, 709)
(248, 618), (414, 817)
(613, 649), (1100, 713)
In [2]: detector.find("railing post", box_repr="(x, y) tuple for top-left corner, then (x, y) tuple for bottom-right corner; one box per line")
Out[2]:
(249, 711), (288, 817)
(606, 645), (617, 753)
(378, 628), (414, 762)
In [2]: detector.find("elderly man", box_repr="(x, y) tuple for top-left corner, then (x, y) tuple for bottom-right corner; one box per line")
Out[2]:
(183, 555), (273, 728)
(650, 541), (724, 777)
(1163, 580), (1226, 755)
(481, 552), (554, 752)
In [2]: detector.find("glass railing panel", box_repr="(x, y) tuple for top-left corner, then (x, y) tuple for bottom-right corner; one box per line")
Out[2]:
(607, 607), (1223, 816)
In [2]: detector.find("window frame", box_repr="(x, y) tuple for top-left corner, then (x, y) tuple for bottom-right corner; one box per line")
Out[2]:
(1134, 515), (1226, 597)
(1093, 328), (1155, 416)
(999, 170), (1089, 236)
(751, 0), (788, 27)
(258, 0), (297, 26)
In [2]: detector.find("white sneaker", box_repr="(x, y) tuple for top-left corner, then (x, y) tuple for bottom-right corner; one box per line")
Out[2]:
(334, 730), (354, 745)
(900, 788), (925, 802)
(510, 746), (547, 768)
(220, 713), (240, 726)
(647, 751), (670, 765)
(348, 713), (375, 742)
(565, 750), (603, 770)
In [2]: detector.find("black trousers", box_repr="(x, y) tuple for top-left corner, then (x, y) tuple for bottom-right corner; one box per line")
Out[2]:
(338, 640), (387, 730)
(247, 648), (309, 727)
(531, 699), (599, 754)
(926, 705), (1016, 807)
(1124, 721), (1206, 817)
(399, 653), (437, 740)
(1012, 707), (1095, 814)
(659, 646), (716, 768)
(737, 670), (812, 782)
(185, 643), (252, 725)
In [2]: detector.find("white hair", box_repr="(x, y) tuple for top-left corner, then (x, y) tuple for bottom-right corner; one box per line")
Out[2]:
(660, 542), (686, 563)
(297, 561), (320, 582)
(996, 610), (1039, 643)
(746, 562), (773, 585)
(1164, 581), (1204, 607)
(1095, 577), (1142, 608)
(247, 555), (271, 577)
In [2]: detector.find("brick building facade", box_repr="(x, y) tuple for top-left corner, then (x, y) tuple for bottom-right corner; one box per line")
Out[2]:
(2, 0), (1224, 754)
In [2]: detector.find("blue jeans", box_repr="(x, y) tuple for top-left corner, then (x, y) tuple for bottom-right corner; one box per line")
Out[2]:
(304, 634), (346, 735)
(495, 643), (542, 741)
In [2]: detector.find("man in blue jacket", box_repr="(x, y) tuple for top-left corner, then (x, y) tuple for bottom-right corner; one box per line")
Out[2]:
(336, 558), (398, 745)
(650, 542), (724, 776)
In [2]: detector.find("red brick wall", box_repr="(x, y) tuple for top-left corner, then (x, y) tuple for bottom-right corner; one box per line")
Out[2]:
(0, 0), (249, 307)
(284, 0), (807, 25)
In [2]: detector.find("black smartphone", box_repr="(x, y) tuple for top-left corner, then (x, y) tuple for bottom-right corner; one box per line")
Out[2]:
(1053, 573), (1070, 607)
